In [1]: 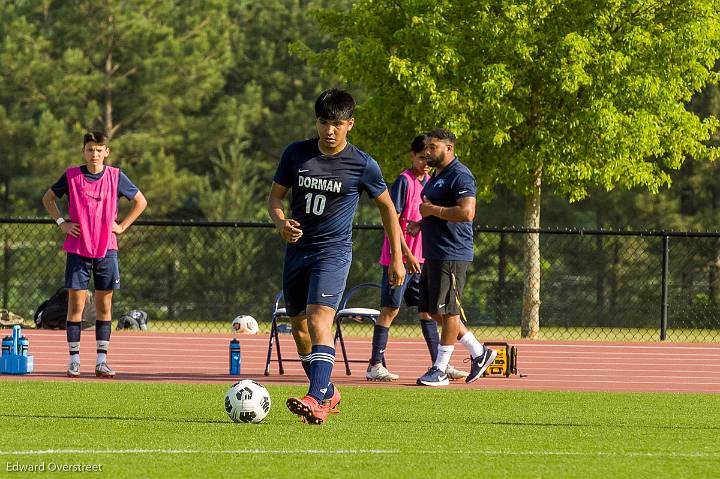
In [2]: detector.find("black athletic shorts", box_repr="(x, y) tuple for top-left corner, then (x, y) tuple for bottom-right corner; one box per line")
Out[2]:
(418, 259), (471, 316)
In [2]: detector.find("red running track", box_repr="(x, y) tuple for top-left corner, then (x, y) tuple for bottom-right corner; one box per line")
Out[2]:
(2, 330), (720, 394)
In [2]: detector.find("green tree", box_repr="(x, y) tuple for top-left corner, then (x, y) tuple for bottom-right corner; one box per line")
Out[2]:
(0, 1), (236, 217)
(296, 0), (720, 337)
(226, 0), (347, 157)
(189, 0), (354, 221)
(0, 2), (79, 215)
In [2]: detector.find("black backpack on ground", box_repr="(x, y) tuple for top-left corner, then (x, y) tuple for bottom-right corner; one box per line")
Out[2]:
(117, 310), (149, 330)
(34, 288), (96, 330)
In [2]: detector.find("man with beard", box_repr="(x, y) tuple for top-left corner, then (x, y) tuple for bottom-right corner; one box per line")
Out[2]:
(415, 128), (497, 386)
(367, 135), (468, 382)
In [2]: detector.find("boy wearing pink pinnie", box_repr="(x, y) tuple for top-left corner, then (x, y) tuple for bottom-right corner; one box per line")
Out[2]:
(42, 131), (147, 378)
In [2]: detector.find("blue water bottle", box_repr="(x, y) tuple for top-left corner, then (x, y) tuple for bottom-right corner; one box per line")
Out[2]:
(11, 325), (21, 355)
(1, 336), (12, 356)
(229, 339), (241, 375)
(18, 336), (29, 356)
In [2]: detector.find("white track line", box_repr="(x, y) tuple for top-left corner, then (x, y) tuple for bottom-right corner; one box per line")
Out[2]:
(1, 449), (396, 455)
(1, 449), (717, 459)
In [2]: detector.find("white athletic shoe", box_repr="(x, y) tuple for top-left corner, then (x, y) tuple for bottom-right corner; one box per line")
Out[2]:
(66, 361), (80, 378)
(95, 362), (116, 378)
(446, 364), (469, 381)
(366, 364), (399, 381)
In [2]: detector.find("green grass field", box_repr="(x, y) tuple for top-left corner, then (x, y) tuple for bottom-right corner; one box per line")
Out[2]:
(1, 381), (718, 478)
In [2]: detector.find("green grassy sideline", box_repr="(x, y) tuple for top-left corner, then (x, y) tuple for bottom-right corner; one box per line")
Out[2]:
(0, 381), (718, 478)
(115, 320), (720, 342)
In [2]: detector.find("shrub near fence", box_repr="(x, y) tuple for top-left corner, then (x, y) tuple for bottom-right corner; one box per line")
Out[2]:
(1, 219), (719, 342)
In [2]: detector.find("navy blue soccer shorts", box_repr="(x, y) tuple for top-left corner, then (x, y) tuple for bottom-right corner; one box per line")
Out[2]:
(282, 244), (352, 317)
(380, 265), (422, 309)
(65, 250), (120, 291)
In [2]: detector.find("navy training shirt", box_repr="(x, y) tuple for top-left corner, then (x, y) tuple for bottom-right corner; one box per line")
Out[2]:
(421, 158), (476, 261)
(51, 166), (139, 201)
(273, 139), (387, 249)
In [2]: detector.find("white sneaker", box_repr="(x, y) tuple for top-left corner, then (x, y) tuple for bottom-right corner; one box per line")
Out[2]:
(446, 364), (469, 380)
(95, 362), (116, 378)
(66, 361), (80, 378)
(366, 364), (399, 381)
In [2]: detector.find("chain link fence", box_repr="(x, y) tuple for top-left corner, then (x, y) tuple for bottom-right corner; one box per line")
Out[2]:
(1, 219), (719, 342)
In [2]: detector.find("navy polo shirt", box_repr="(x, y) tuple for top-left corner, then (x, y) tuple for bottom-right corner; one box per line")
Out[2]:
(421, 158), (476, 261)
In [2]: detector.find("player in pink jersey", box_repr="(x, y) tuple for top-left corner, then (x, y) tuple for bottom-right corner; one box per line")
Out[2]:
(367, 136), (468, 382)
(42, 131), (147, 378)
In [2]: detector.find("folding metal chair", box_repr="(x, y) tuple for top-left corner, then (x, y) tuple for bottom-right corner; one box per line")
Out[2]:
(333, 282), (385, 375)
(264, 283), (385, 376)
(264, 291), (297, 375)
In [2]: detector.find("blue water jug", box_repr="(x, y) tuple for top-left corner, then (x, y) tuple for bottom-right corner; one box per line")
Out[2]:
(229, 339), (241, 375)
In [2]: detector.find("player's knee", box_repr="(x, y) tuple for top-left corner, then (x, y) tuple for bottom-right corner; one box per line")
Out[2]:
(379, 307), (400, 327)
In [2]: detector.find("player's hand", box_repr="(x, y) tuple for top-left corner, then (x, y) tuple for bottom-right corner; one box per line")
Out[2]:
(60, 222), (80, 237)
(419, 197), (433, 217)
(279, 219), (303, 243)
(406, 253), (421, 274)
(388, 258), (406, 288)
(406, 221), (421, 237)
(112, 222), (126, 234)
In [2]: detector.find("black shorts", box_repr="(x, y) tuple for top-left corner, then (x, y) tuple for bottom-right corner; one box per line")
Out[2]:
(418, 260), (471, 316)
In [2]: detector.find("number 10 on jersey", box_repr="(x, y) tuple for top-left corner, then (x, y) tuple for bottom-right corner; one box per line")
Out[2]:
(304, 193), (327, 215)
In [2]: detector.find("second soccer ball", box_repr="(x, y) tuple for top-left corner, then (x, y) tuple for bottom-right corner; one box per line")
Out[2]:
(231, 315), (259, 334)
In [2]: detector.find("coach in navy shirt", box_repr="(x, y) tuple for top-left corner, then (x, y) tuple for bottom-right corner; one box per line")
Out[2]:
(267, 89), (405, 424)
(416, 128), (498, 387)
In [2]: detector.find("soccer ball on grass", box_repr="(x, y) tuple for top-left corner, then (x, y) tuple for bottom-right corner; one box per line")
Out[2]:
(224, 380), (271, 424)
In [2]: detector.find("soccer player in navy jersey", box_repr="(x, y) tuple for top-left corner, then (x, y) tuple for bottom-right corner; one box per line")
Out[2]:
(267, 89), (406, 424)
(415, 128), (497, 386)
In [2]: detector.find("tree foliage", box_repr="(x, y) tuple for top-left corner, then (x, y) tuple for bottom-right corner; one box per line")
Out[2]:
(0, 0), (238, 217)
(296, 0), (720, 337)
(195, 0), (350, 220)
(298, 0), (720, 198)
(0, 0), (352, 220)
